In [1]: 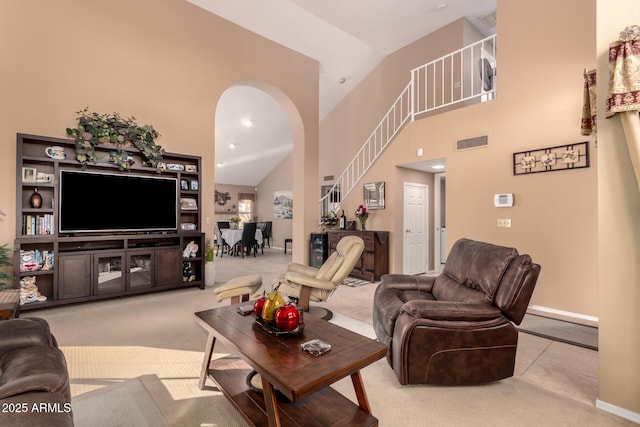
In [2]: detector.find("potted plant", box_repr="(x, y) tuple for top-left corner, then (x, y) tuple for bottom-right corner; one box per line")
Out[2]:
(355, 205), (370, 231)
(66, 108), (164, 170)
(229, 215), (241, 229)
(204, 238), (216, 287)
(0, 244), (14, 290)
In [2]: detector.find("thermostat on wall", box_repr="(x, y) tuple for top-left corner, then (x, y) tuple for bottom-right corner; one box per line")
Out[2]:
(494, 193), (514, 207)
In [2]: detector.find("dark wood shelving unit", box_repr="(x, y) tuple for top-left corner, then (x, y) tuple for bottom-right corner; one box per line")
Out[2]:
(327, 230), (389, 282)
(14, 133), (206, 310)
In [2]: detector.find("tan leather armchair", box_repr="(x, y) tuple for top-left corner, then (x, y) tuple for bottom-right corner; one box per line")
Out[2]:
(277, 235), (364, 311)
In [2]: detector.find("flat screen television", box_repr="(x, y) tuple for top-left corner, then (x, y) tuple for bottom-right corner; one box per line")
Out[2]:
(59, 170), (178, 234)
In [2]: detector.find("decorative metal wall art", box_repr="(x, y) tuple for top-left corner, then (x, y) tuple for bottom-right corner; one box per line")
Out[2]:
(513, 142), (589, 175)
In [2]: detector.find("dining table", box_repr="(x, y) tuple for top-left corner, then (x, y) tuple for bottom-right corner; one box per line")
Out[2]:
(221, 228), (263, 249)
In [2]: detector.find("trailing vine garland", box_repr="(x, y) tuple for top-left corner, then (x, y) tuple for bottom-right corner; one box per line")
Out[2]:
(66, 108), (164, 170)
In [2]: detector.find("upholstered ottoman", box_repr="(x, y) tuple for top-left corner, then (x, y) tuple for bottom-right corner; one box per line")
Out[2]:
(213, 274), (262, 304)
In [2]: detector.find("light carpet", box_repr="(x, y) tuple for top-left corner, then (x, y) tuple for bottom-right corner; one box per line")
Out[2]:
(67, 314), (374, 427)
(66, 314), (630, 427)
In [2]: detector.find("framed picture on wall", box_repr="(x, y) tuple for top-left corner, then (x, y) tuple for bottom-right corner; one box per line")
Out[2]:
(274, 190), (293, 219)
(363, 182), (385, 209)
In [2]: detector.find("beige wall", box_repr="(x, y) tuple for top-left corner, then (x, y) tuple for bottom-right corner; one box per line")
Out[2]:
(0, 0), (318, 264)
(320, 19), (470, 181)
(596, 0), (640, 415)
(213, 183), (256, 218)
(257, 153), (294, 250)
(321, 0), (599, 319)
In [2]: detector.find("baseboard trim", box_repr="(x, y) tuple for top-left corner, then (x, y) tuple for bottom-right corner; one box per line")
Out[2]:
(527, 304), (599, 327)
(596, 399), (640, 424)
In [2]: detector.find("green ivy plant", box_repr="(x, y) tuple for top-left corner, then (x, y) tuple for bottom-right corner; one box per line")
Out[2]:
(66, 108), (164, 170)
(0, 244), (14, 290)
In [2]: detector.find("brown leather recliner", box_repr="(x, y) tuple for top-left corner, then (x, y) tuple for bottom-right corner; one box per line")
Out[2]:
(0, 317), (73, 426)
(373, 238), (541, 385)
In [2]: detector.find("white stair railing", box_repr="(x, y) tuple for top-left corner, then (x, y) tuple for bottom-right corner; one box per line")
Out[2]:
(411, 35), (496, 117)
(320, 35), (496, 220)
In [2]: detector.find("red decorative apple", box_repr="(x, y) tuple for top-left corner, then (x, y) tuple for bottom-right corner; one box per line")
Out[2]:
(275, 303), (301, 332)
(253, 293), (267, 317)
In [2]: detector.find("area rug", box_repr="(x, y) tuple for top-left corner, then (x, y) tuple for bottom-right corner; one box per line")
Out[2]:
(72, 374), (248, 427)
(73, 377), (168, 427)
(517, 314), (598, 351)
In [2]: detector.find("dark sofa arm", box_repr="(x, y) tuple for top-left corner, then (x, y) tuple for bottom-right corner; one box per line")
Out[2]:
(0, 318), (56, 356)
(379, 274), (436, 292)
(401, 300), (503, 322)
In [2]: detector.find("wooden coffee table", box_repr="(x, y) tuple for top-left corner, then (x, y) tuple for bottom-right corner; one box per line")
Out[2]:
(195, 304), (387, 427)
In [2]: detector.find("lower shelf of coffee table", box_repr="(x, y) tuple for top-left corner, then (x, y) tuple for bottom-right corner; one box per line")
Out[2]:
(206, 362), (378, 427)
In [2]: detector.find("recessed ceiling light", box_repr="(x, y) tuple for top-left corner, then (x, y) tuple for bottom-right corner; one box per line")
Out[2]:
(216, 162), (224, 167)
(229, 143), (236, 149)
(338, 77), (346, 84)
(432, 165), (445, 170)
(437, 3), (447, 10)
(242, 118), (253, 128)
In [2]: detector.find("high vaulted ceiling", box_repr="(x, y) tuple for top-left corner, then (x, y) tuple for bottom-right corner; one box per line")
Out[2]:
(188, 0), (496, 185)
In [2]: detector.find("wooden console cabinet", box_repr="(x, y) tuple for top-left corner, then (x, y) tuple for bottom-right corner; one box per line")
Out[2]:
(327, 230), (389, 282)
(14, 133), (205, 310)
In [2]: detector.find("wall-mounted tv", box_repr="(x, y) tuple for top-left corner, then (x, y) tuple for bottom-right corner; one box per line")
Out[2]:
(59, 170), (178, 234)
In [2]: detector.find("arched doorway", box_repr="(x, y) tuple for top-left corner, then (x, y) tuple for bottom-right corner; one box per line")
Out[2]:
(213, 81), (315, 264)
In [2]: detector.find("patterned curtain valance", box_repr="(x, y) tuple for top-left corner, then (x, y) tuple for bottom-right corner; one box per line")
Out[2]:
(606, 25), (640, 117)
(582, 68), (597, 135)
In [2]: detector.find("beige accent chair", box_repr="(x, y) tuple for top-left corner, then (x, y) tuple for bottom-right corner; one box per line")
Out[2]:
(277, 235), (364, 311)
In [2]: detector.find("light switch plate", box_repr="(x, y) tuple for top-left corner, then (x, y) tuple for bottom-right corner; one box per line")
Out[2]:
(497, 219), (512, 228)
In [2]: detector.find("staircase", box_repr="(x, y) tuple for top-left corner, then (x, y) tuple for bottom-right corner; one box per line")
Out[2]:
(320, 34), (496, 218)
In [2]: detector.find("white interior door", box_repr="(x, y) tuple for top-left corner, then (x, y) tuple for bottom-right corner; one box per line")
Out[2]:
(403, 182), (429, 274)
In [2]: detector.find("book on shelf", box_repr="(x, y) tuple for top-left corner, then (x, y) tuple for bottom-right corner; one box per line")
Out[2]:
(22, 214), (54, 235)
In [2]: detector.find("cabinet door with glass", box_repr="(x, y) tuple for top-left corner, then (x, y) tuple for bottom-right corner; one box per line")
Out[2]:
(93, 252), (125, 295)
(127, 250), (154, 290)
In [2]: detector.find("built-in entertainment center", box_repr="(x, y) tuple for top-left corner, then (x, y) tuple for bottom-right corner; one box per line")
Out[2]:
(14, 133), (205, 310)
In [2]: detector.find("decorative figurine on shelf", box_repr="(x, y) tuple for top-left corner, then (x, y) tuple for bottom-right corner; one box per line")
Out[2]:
(355, 204), (370, 231)
(183, 241), (198, 258)
(29, 189), (42, 209)
(182, 262), (195, 282)
(19, 276), (47, 305)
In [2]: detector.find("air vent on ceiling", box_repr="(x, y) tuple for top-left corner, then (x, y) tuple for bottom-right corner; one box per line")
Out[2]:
(478, 11), (497, 29)
(323, 175), (334, 181)
(456, 135), (488, 151)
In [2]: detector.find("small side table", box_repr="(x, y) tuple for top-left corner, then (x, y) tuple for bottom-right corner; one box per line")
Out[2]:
(0, 289), (20, 320)
(284, 238), (292, 254)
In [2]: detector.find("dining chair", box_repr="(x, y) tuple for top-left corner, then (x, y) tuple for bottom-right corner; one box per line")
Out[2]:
(261, 221), (272, 248)
(235, 222), (258, 258)
(215, 223), (231, 257)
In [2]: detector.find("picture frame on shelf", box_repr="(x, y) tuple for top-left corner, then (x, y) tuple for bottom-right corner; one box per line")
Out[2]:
(36, 172), (54, 183)
(185, 164), (198, 172)
(190, 180), (198, 191)
(22, 167), (36, 183)
(181, 179), (189, 190)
